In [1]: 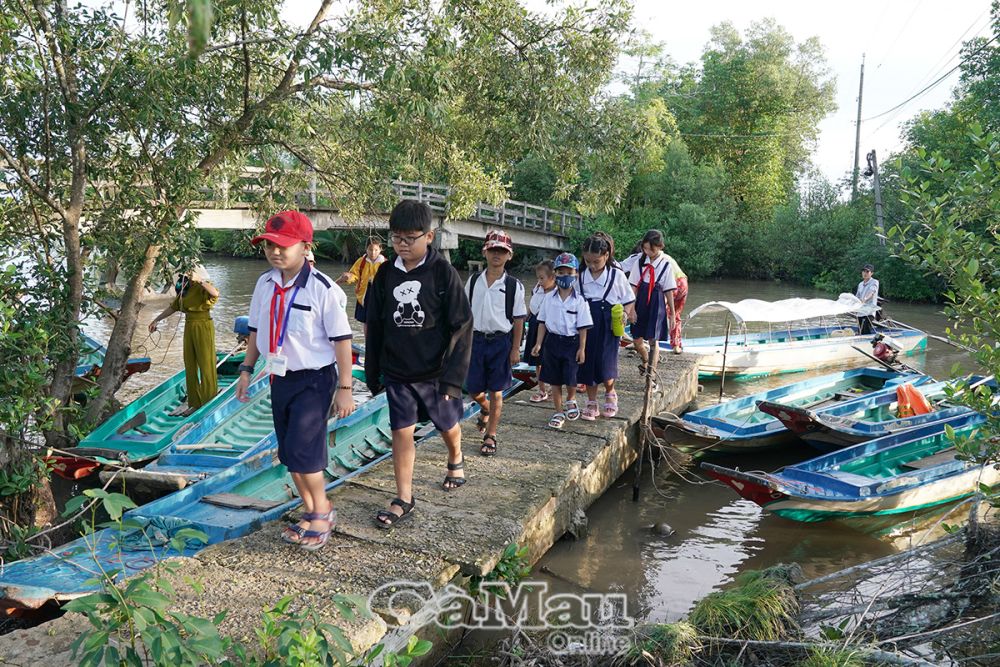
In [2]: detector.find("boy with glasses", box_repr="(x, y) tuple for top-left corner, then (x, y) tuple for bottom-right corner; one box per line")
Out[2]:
(365, 200), (473, 527)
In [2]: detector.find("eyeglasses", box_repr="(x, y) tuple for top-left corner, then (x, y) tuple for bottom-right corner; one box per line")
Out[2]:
(390, 232), (428, 246)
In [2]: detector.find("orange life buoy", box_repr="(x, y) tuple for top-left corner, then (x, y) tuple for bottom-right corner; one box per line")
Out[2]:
(896, 383), (933, 418)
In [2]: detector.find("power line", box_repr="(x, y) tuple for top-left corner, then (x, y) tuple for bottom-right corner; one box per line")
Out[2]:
(907, 10), (990, 93)
(862, 33), (999, 122)
(874, 0), (926, 71)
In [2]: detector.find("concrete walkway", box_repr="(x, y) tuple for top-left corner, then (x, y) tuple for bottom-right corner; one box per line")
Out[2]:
(0, 352), (699, 665)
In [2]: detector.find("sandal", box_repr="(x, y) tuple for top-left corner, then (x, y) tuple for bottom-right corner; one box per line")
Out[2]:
(443, 457), (468, 490)
(529, 389), (550, 403)
(280, 509), (329, 544)
(580, 400), (600, 421)
(548, 412), (566, 429)
(476, 410), (489, 433)
(480, 434), (498, 457)
(299, 509), (336, 551)
(565, 400), (581, 421)
(602, 392), (619, 418)
(375, 497), (415, 529)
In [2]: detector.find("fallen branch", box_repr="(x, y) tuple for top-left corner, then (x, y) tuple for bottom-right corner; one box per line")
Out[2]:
(697, 636), (934, 666)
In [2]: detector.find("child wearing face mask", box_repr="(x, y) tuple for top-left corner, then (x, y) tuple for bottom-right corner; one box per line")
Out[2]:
(524, 259), (556, 403)
(531, 253), (593, 429)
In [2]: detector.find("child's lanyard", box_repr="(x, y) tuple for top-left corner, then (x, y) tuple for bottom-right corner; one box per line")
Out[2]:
(269, 284), (301, 355)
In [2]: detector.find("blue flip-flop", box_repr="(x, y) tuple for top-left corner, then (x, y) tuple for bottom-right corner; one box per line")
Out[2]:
(299, 509), (336, 551)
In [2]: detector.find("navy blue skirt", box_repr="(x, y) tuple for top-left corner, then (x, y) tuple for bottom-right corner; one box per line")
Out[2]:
(630, 280), (665, 340)
(578, 301), (619, 385)
(523, 315), (543, 366)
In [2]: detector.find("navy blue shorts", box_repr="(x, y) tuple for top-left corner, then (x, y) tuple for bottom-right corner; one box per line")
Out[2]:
(466, 332), (513, 395)
(354, 300), (367, 323)
(385, 379), (464, 432)
(271, 364), (335, 474)
(540, 334), (580, 387)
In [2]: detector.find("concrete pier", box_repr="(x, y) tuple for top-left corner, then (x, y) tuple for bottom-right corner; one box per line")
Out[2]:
(0, 352), (699, 665)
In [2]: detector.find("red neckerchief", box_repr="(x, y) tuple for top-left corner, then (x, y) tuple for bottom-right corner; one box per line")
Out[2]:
(641, 262), (656, 304)
(269, 284), (295, 354)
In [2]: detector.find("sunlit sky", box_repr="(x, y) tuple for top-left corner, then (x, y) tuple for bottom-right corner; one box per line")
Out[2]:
(283, 1), (993, 187)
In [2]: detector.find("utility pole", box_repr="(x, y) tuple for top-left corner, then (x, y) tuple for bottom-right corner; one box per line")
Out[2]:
(866, 149), (886, 246)
(852, 55), (865, 199)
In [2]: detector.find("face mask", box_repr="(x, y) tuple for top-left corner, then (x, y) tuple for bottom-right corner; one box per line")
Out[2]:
(175, 277), (189, 295)
(555, 275), (575, 289)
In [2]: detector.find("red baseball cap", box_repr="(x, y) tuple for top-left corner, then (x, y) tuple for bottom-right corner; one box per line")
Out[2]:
(251, 210), (314, 247)
(483, 229), (513, 253)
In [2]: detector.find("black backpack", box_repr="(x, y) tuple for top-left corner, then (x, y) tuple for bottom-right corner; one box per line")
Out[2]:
(468, 272), (518, 323)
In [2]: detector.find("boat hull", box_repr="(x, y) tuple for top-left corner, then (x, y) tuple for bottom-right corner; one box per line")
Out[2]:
(664, 326), (927, 378)
(702, 413), (994, 522)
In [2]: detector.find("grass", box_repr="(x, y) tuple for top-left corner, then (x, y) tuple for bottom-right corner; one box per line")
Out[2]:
(686, 567), (799, 642)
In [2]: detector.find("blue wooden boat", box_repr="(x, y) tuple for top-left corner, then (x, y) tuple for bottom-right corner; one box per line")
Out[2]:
(702, 412), (997, 522)
(104, 366), (367, 494)
(651, 368), (931, 454)
(0, 383), (520, 610)
(74, 333), (151, 382)
(757, 376), (993, 451)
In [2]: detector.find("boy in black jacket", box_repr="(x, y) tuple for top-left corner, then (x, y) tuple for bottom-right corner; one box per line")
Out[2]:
(365, 200), (474, 527)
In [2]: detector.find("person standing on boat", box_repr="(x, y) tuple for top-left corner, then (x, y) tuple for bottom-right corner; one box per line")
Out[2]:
(629, 230), (677, 379)
(148, 265), (219, 415)
(338, 236), (386, 325)
(236, 211), (357, 551)
(855, 263), (880, 335)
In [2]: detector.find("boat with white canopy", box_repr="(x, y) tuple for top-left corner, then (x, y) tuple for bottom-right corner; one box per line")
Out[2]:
(661, 294), (927, 379)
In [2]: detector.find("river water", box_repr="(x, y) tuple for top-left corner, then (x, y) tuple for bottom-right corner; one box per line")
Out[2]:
(84, 256), (969, 625)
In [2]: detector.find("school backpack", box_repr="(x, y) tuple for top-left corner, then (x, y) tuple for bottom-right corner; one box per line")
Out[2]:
(468, 272), (519, 323)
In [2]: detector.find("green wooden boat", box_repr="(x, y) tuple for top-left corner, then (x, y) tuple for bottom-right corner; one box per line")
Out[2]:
(49, 352), (257, 480)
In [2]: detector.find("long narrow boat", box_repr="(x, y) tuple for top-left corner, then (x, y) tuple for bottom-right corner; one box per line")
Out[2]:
(0, 383), (520, 610)
(651, 368), (931, 454)
(757, 377), (993, 452)
(48, 352), (258, 480)
(660, 295), (927, 379)
(701, 412), (998, 522)
(75, 333), (151, 382)
(103, 366), (367, 494)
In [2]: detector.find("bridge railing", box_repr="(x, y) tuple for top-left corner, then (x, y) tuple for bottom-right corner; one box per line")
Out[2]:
(200, 170), (586, 238)
(390, 180), (585, 238)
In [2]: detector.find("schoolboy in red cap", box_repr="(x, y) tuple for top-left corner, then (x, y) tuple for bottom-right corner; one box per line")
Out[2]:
(236, 210), (356, 551)
(464, 230), (526, 456)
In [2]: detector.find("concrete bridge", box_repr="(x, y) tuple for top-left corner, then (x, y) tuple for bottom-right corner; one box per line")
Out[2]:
(192, 176), (585, 252)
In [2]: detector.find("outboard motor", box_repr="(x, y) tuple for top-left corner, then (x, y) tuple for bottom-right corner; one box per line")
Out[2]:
(871, 333), (899, 364)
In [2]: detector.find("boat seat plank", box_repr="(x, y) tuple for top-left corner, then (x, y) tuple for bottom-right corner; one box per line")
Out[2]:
(827, 470), (874, 486)
(901, 448), (957, 470)
(201, 493), (282, 511)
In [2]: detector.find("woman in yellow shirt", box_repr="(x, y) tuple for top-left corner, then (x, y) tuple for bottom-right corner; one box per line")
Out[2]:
(148, 266), (220, 414)
(338, 236), (386, 323)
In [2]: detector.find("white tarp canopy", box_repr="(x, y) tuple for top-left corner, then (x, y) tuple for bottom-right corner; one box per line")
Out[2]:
(687, 293), (867, 324)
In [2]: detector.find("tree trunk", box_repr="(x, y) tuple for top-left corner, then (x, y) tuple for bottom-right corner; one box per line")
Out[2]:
(85, 243), (161, 425)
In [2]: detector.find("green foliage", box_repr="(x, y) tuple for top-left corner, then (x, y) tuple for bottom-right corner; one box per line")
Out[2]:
(891, 129), (1000, 469)
(800, 646), (864, 667)
(468, 542), (532, 598)
(687, 567), (798, 642)
(511, 155), (558, 204)
(199, 230), (259, 259)
(620, 622), (699, 665)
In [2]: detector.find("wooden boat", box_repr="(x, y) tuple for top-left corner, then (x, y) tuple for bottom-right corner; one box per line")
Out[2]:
(74, 333), (151, 383)
(0, 383), (520, 610)
(48, 352), (256, 480)
(701, 412), (998, 522)
(757, 377), (993, 452)
(103, 366), (367, 494)
(651, 368), (931, 454)
(660, 295), (927, 379)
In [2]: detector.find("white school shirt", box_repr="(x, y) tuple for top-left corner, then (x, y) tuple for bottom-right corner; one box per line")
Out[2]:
(580, 266), (636, 305)
(464, 271), (527, 333)
(621, 252), (642, 278)
(393, 253), (427, 273)
(537, 289), (593, 336)
(247, 264), (353, 372)
(628, 254), (677, 292)
(855, 278), (880, 316)
(529, 284), (553, 316)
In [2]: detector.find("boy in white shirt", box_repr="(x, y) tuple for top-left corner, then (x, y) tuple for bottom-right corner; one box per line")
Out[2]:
(531, 253), (593, 429)
(236, 210), (356, 551)
(465, 230), (527, 456)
